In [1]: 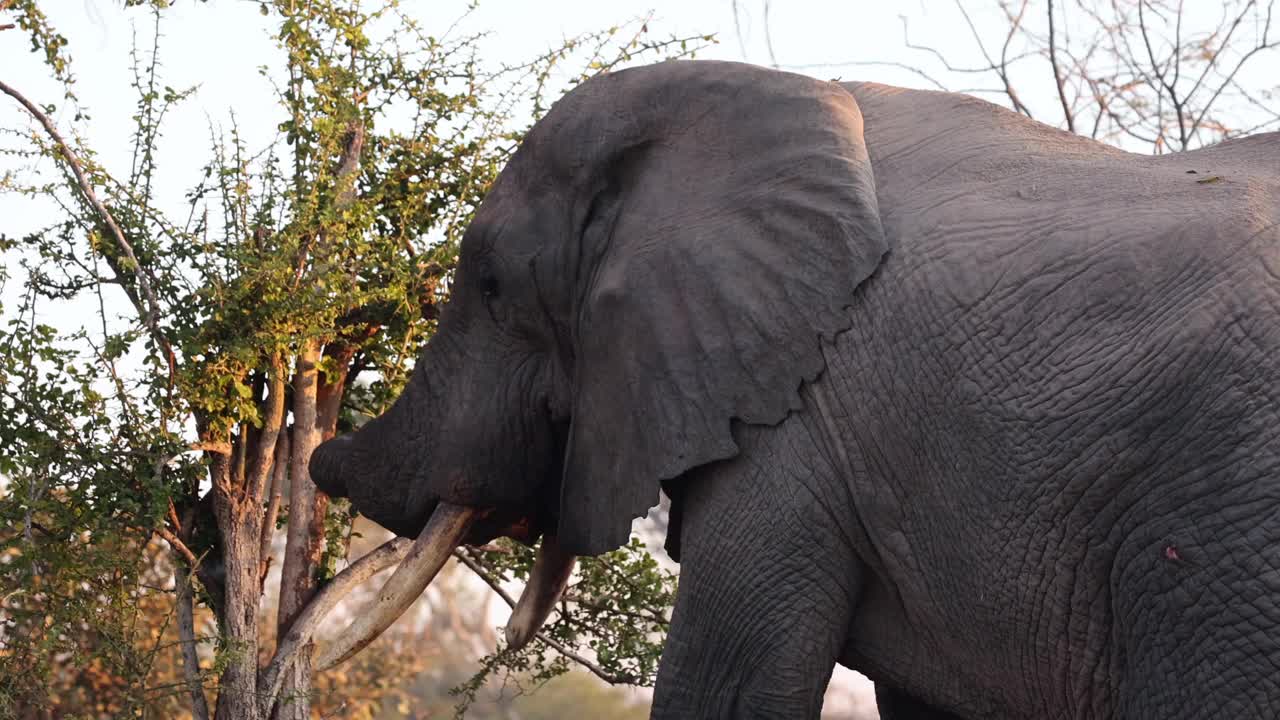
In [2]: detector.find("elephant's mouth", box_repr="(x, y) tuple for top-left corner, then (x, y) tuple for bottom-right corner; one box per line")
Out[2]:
(462, 503), (543, 547)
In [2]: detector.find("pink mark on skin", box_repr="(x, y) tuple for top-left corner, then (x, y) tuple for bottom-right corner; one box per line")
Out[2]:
(1164, 545), (1181, 561)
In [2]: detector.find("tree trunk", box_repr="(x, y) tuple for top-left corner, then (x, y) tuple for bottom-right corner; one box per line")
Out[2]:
(259, 428), (289, 582)
(209, 364), (286, 720)
(211, 452), (263, 720)
(274, 342), (328, 719)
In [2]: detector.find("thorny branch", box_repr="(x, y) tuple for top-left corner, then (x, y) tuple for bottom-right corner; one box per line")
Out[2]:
(0, 78), (177, 371)
(453, 548), (636, 685)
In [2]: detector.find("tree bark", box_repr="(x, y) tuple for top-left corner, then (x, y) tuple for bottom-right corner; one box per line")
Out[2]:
(210, 365), (286, 720)
(211, 451), (262, 720)
(259, 428), (289, 583)
(274, 342), (328, 719)
(175, 563), (211, 720)
(258, 537), (413, 715)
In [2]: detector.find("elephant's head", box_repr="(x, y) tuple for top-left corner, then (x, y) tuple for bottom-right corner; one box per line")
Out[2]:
(309, 60), (886, 663)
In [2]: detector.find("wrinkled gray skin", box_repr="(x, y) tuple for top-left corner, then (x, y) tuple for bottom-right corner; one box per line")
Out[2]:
(310, 60), (1280, 719)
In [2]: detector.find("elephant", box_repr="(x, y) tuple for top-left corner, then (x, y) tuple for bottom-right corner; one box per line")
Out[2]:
(309, 59), (1280, 718)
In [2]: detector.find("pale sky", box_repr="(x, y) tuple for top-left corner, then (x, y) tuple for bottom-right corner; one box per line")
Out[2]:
(0, 1), (1071, 245)
(0, 0), (1077, 323)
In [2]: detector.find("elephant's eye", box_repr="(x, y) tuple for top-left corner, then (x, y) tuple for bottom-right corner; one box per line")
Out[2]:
(480, 273), (499, 300)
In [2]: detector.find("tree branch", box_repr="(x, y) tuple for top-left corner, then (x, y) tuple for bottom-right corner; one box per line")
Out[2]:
(454, 548), (635, 686)
(951, 1), (1033, 116)
(175, 564), (212, 720)
(1047, 0), (1076, 132)
(1188, 0), (1277, 141)
(0, 78), (175, 367)
(1137, 0), (1188, 148)
(157, 526), (200, 568)
(258, 537), (414, 716)
(244, 358), (287, 504)
(259, 428), (289, 582)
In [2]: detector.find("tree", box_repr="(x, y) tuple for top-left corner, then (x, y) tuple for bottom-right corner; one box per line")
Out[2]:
(0, 2), (706, 717)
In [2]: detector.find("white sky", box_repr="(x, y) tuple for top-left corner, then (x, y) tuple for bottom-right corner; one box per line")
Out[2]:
(0, 1), (1068, 246)
(0, 0), (1080, 327)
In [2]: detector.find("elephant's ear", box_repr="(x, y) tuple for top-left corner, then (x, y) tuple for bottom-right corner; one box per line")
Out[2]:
(556, 63), (887, 556)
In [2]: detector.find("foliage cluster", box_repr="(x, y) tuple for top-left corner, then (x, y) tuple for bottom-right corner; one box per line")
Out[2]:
(0, 1), (708, 716)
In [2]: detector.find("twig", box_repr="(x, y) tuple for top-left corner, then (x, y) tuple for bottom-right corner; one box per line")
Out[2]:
(762, 0), (779, 69)
(1182, 0), (1262, 108)
(453, 548), (632, 685)
(1137, 0), (1187, 148)
(0, 78), (176, 368)
(951, 2), (1033, 116)
(783, 59), (950, 91)
(1188, 0), (1277, 141)
(157, 526), (200, 568)
(1047, 0), (1077, 132)
(731, 0), (749, 60)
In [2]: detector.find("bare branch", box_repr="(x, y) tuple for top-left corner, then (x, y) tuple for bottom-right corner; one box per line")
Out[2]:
(156, 526), (200, 568)
(454, 548), (634, 685)
(175, 564), (212, 720)
(731, 0), (749, 60)
(783, 59), (951, 91)
(762, 0), (779, 68)
(259, 537), (414, 716)
(952, 1), (1034, 116)
(1183, 0), (1262, 106)
(1047, 0), (1077, 132)
(1137, 0), (1189, 148)
(1188, 1), (1277, 141)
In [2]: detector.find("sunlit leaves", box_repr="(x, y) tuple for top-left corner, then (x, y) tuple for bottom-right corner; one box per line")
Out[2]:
(453, 537), (676, 714)
(2, 1), (710, 715)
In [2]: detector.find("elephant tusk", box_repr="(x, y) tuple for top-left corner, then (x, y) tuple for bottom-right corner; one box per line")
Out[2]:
(504, 534), (577, 650)
(315, 502), (477, 671)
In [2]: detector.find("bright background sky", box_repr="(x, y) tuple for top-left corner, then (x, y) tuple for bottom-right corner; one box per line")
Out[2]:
(1, 0), (1093, 327)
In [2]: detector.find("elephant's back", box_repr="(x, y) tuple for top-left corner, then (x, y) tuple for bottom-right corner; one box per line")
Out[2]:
(843, 82), (1280, 369)
(841, 85), (1280, 488)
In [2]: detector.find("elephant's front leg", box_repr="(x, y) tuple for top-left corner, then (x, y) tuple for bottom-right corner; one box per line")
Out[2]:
(652, 418), (863, 719)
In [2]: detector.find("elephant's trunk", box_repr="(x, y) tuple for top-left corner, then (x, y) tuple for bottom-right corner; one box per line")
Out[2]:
(309, 434), (351, 499)
(315, 502), (478, 670)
